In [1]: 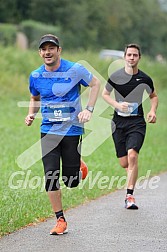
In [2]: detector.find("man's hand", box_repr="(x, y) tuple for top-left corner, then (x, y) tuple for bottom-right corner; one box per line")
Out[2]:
(117, 102), (130, 113)
(147, 111), (157, 123)
(78, 109), (92, 123)
(25, 114), (35, 126)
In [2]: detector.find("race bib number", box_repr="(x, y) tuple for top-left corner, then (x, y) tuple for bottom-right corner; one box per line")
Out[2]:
(117, 102), (138, 117)
(46, 104), (71, 122)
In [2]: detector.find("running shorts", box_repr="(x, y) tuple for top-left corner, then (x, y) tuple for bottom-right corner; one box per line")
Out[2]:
(41, 133), (81, 191)
(111, 116), (146, 158)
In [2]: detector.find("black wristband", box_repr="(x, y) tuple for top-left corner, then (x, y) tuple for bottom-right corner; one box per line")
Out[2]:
(86, 106), (94, 113)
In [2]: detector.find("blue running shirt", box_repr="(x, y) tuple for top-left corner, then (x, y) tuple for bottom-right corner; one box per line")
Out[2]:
(29, 59), (93, 136)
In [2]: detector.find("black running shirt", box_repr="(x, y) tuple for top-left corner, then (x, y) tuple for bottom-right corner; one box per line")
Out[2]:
(105, 68), (154, 117)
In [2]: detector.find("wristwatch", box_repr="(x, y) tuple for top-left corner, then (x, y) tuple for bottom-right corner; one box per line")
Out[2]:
(86, 106), (94, 113)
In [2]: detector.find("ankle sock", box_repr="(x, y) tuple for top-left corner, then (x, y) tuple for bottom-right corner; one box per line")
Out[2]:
(127, 189), (134, 195)
(55, 210), (65, 220)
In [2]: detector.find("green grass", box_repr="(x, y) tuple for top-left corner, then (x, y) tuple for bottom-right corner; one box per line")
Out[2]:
(0, 46), (167, 237)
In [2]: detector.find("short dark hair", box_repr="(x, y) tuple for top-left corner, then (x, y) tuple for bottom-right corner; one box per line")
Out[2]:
(124, 43), (141, 57)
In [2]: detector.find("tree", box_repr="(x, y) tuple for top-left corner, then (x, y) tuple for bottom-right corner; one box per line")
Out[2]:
(1, 0), (167, 57)
(0, 0), (31, 23)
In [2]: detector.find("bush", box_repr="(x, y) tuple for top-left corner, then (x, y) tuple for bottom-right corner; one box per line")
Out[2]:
(0, 23), (17, 46)
(19, 20), (61, 49)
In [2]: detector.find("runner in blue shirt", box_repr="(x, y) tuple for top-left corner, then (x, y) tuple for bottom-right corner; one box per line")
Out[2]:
(25, 34), (100, 235)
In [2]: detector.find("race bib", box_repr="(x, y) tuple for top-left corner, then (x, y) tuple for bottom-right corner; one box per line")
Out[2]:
(46, 104), (71, 122)
(117, 102), (138, 117)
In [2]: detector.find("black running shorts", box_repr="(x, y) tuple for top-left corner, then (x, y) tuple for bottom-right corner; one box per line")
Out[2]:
(111, 116), (146, 158)
(41, 133), (81, 191)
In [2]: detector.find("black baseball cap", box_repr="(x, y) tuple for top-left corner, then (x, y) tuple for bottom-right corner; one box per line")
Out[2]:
(39, 35), (60, 48)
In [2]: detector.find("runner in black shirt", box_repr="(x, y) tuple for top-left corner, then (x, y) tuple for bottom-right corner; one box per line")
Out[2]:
(102, 43), (158, 209)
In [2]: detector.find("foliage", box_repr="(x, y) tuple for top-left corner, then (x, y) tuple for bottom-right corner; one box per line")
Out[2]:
(0, 0), (30, 23)
(0, 0), (167, 58)
(0, 23), (17, 46)
(19, 20), (61, 49)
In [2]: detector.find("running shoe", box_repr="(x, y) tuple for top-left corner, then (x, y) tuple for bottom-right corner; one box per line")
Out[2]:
(125, 194), (138, 210)
(50, 217), (68, 235)
(80, 160), (88, 180)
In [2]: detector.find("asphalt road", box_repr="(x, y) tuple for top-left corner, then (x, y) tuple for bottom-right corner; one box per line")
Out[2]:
(0, 172), (167, 252)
